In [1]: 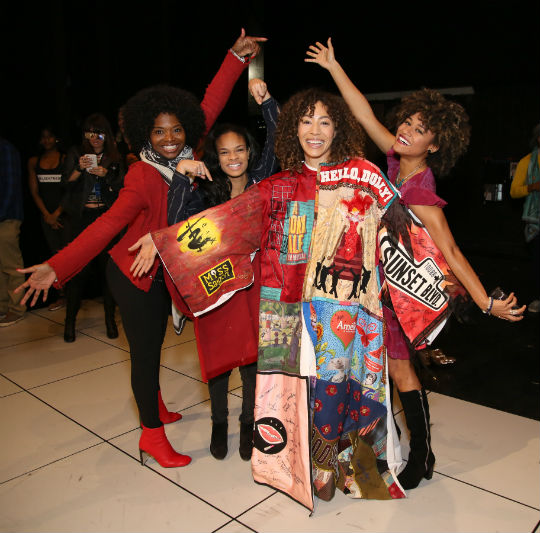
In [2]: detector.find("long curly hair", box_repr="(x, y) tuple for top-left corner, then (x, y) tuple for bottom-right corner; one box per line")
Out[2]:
(275, 88), (366, 173)
(199, 123), (260, 207)
(390, 88), (470, 177)
(122, 84), (205, 153)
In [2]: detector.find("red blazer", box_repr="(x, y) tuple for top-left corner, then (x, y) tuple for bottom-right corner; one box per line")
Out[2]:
(48, 50), (246, 292)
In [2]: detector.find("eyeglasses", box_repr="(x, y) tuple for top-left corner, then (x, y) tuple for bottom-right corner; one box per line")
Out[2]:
(84, 131), (106, 141)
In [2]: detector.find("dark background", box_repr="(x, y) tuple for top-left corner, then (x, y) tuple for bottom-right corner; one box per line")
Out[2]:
(2, 2), (539, 418)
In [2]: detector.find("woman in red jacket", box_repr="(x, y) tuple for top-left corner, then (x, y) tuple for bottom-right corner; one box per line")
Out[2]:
(15, 30), (266, 469)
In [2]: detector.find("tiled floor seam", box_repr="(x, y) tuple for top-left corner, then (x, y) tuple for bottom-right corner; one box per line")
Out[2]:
(213, 518), (259, 533)
(434, 470), (540, 511)
(0, 360), (130, 392)
(0, 441), (106, 486)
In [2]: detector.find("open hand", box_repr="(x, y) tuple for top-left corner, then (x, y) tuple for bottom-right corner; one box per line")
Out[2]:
(305, 37), (336, 70)
(128, 233), (158, 278)
(14, 263), (57, 307)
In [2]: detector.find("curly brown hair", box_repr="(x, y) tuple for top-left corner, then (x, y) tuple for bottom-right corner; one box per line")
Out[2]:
(275, 88), (366, 172)
(391, 88), (470, 177)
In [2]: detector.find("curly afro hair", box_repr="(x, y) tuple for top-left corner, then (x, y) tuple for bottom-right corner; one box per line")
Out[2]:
(122, 84), (205, 153)
(391, 88), (470, 177)
(275, 88), (366, 173)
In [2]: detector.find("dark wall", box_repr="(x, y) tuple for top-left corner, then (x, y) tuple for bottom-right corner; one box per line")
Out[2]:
(2, 2), (538, 268)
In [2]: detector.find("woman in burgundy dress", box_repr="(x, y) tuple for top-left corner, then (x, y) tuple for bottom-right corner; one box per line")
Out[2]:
(306, 38), (525, 490)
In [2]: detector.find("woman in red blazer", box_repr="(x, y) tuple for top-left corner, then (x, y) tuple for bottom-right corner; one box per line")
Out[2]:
(15, 30), (266, 469)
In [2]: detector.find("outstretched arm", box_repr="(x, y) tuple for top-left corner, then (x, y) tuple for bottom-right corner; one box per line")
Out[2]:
(305, 38), (395, 154)
(15, 263), (57, 307)
(411, 204), (526, 321)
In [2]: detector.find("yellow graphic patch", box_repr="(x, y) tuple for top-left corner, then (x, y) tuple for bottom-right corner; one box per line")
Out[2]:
(176, 216), (220, 254)
(199, 259), (235, 296)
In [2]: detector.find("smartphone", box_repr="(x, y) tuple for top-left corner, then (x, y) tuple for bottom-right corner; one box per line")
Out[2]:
(85, 154), (98, 169)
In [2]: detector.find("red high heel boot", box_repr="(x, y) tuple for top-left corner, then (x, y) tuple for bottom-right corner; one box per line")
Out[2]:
(139, 425), (191, 467)
(158, 391), (182, 424)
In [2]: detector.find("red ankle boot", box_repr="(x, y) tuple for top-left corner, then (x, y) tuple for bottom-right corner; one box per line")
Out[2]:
(139, 425), (191, 468)
(158, 391), (182, 424)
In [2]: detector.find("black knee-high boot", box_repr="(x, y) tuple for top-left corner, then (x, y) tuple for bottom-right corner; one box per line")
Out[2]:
(103, 290), (118, 339)
(64, 280), (81, 343)
(397, 388), (435, 489)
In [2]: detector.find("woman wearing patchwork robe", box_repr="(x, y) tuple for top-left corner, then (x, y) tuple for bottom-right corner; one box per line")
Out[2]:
(149, 88), (472, 511)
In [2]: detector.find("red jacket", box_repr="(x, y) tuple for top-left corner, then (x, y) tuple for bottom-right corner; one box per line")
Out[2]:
(48, 50), (246, 292)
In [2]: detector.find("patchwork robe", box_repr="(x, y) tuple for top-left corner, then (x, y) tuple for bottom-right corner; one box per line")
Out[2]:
(152, 158), (458, 512)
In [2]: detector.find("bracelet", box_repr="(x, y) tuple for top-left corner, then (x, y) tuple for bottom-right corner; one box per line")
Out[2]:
(483, 297), (494, 315)
(229, 48), (250, 64)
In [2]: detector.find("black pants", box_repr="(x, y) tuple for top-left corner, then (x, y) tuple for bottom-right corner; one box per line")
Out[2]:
(65, 208), (116, 326)
(208, 362), (257, 425)
(107, 259), (170, 428)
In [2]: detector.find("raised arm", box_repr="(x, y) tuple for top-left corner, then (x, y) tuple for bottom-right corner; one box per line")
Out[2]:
(200, 29), (267, 137)
(305, 38), (395, 154)
(248, 78), (280, 182)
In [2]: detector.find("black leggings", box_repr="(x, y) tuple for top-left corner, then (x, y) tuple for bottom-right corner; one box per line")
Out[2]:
(208, 362), (257, 425)
(106, 259), (170, 428)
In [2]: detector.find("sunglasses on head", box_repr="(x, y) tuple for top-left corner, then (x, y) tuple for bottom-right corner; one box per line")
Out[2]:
(84, 131), (106, 141)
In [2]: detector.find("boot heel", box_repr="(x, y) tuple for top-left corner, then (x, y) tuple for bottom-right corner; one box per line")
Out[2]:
(424, 454), (435, 480)
(139, 449), (150, 466)
(139, 425), (191, 468)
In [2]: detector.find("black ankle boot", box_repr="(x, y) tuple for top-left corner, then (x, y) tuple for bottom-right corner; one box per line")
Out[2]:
(239, 422), (253, 461)
(210, 422), (228, 460)
(105, 303), (118, 339)
(397, 389), (435, 490)
(64, 319), (75, 343)
(106, 315), (118, 339)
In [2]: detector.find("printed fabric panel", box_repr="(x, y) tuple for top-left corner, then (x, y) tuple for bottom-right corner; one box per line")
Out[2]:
(378, 203), (464, 347)
(305, 298), (405, 501)
(151, 185), (263, 315)
(252, 371), (314, 512)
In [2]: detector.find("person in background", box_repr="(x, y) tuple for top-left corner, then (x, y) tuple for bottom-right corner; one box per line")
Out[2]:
(510, 122), (540, 313)
(0, 136), (26, 327)
(116, 106), (139, 169)
(61, 112), (124, 342)
(27, 125), (67, 311)
(306, 37), (526, 490)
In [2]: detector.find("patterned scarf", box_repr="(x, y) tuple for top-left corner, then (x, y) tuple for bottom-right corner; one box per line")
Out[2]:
(139, 142), (193, 186)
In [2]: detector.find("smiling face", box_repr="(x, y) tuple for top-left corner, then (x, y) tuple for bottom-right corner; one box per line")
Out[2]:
(297, 101), (336, 168)
(150, 113), (186, 159)
(84, 131), (105, 154)
(216, 131), (250, 180)
(393, 112), (438, 158)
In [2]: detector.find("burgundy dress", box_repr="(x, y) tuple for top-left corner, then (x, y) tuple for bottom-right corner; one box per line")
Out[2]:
(384, 149), (447, 360)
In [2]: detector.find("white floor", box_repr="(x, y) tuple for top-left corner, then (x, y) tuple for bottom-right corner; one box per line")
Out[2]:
(0, 298), (538, 533)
